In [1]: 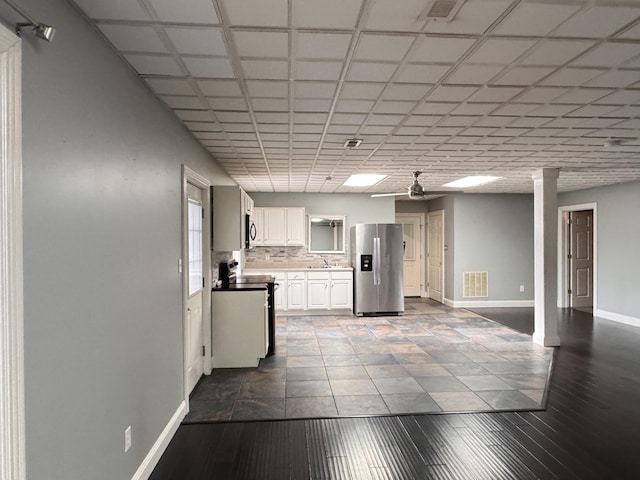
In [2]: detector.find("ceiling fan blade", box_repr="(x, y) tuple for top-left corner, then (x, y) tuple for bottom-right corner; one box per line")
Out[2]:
(371, 192), (408, 197)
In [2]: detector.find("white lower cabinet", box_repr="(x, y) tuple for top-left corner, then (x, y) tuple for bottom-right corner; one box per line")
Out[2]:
(307, 272), (330, 309)
(286, 272), (306, 310)
(330, 272), (353, 309)
(211, 289), (268, 368)
(273, 272), (286, 309)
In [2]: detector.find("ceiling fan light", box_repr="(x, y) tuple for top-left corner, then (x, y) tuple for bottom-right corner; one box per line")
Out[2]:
(442, 176), (502, 188)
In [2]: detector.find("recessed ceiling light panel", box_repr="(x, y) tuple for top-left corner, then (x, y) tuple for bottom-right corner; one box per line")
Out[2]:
(442, 176), (502, 188)
(343, 174), (387, 187)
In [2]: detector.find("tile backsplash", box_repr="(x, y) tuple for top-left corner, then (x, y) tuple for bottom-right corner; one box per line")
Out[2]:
(245, 246), (349, 268)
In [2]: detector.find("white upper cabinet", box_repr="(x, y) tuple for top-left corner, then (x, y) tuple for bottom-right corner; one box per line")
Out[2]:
(212, 186), (254, 251)
(286, 207), (306, 246)
(263, 208), (287, 245)
(253, 207), (306, 247)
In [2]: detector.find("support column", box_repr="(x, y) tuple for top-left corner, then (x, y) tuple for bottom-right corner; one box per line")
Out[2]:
(532, 168), (561, 347)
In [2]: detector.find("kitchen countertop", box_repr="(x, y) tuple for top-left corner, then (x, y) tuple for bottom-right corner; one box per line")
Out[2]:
(213, 275), (275, 291)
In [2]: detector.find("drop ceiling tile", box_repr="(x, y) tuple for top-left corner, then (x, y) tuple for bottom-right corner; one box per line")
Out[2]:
(216, 111), (253, 123)
(383, 84), (432, 101)
(603, 106), (640, 118)
(565, 105), (619, 117)
(254, 113), (288, 124)
(354, 34), (415, 61)
(450, 103), (500, 115)
(327, 113), (366, 125)
(586, 70), (640, 88)
(165, 27), (227, 56)
(466, 39), (536, 65)
(539, 67), (603, 87)
(293, 125), (323, 134)
(409, 37), (476, 64)
(520, 39), (595, 67)
(361, 125), (395, 135)
(233, 31), (288, 58)
(193, 131), (226, 140)
(347, 63), (398, 82)
(618, 22), (640, 39)
(149, 0), (219, 23)
(220, 0), (288, 27)
(493, 3), (580, 36)
(474, 116), (516, 127)
(414, 102), (458, 115)
(223, 123), (257, 133)
(294, 113), (328, 123)
(335, 100), (376, 113)
(514, 87), (568, 104)
(251, 98), (289, 111)
(341, 82), (386, 99)
(207, 97), (248, 110)
(572, 43), (640, 68)
(197, 79), (243, 96)
(593, 90), (640, 105)
(295, 82), (337, 99)
(174, 109), (213, 122)
(241, 60), (288, 79)
(244, 80), (287, 98)
(424, 0), (512, 35)
(368, 114), (407, 125)
(551, 88), (613, 105)
(98, 25), (167, 53)
(184, 58), (235, 78)
(161, 95), (209, 109)
(374, 101), (416, 114)
(74, 0), (149, 20)
(491, 103), (538, 116)
(292, 0), (363, 28)
(466, 86), (522, 102)
(493, 66), (555, 86)
(185, 121), (221, 131)
(294, 99), (333, 112)
(295, 33), (352, 59)
(404, 115), (442, 127)
(550, 6), (640, 38)
(124, 54), (183, 75)
(296, 61), (344, 81)
(365, 0), (426, 30)
(145, 77), (197, 95)
(427, 86), (477, 102)
(396, 64), (451, 84)
(445, 65), (503, 85)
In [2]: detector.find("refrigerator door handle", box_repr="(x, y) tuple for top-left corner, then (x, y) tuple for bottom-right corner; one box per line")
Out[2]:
(373, 237), (381, 286)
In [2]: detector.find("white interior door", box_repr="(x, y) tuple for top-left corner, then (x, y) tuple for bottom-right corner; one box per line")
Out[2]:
(396, 213), (423, 297)
(185, 183), (204, 394)
(427, 210), (444, 303)
(570, 210), (593, 308)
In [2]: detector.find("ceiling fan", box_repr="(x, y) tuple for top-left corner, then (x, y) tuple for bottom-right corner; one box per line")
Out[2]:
(371, 171), (460, 200)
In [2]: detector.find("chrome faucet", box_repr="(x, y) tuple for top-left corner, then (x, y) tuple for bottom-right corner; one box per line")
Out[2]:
(323, 257), (330, 268)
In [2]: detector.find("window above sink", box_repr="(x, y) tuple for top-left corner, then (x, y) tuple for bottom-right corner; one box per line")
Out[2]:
(308, 215), (345, 254)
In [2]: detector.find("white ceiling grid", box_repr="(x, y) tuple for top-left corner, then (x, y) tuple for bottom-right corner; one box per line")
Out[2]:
(71, 0), (640, 194)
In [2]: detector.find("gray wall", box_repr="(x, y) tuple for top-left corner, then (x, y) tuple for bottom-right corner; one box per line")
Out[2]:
(12, 1), (233, 478)
(450, 194), (534, 302)
(559, 180), (640, 319)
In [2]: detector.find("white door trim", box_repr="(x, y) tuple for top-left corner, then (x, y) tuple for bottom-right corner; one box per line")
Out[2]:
(395, 213), (426, 297)
(0, 26), (25, 480)
(557, 203), (597, 311)
(181, 166), (211, 408)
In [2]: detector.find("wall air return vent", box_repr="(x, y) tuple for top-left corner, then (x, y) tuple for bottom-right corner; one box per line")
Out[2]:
(463, 271), (488, 298)
(419, 0), (466, 22)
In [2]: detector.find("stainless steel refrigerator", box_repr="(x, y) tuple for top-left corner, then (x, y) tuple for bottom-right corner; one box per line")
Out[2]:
(350, 223), (404, 316)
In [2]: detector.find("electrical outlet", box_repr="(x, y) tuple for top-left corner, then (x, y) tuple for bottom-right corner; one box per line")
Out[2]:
(520, 285), (525, 292)
(125, 426), (132, 452)
(265, 253), (270, 260)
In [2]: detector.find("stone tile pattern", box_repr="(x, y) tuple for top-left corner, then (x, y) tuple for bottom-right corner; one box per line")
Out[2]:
(185, 299), (553, 422)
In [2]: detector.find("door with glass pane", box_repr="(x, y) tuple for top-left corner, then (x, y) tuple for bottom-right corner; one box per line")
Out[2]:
(186, 183), (204, 394)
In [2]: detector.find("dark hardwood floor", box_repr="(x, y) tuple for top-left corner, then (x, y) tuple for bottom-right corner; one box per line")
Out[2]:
(150, 308), (640, 479)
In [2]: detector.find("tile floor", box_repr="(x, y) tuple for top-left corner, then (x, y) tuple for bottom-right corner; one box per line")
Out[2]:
(185, 299), (553, 422)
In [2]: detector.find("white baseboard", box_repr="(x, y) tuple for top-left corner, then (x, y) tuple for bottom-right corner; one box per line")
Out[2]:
(131, 400), (186, 480)
(444, 298), (535, 308)
(595, 309), (640, 328)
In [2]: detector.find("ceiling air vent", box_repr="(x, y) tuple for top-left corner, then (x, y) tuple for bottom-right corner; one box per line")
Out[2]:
(419, 0), (466, 22)
(344, 139), (362, 149)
